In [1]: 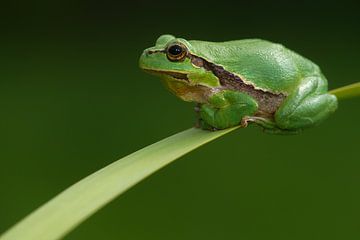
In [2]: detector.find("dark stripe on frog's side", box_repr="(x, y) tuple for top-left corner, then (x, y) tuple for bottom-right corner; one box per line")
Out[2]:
(189, 54), (286, 117)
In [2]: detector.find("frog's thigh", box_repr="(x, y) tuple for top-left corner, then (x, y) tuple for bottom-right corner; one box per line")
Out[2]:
(275, 76), (337, 130)
(200, 90), (258, 129)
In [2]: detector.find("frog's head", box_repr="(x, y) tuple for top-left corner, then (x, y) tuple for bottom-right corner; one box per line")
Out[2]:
(139, 35), (220, 102)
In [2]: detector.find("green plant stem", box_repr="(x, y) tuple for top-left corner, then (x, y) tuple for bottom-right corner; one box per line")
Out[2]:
(329, 82), (360, 100)
(0, 127), (238, 240)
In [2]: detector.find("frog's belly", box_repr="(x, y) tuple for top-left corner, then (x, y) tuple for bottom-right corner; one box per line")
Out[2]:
(162, 79), (213, 103)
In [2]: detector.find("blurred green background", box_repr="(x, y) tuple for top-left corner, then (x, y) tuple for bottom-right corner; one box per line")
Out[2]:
(1, 0), (359, 239)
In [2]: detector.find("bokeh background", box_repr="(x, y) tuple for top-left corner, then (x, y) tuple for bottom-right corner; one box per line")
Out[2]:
(1, 0), (360, 239)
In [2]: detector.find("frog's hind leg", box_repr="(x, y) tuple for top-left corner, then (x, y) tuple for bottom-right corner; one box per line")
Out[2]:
(274, 76), (338, 130)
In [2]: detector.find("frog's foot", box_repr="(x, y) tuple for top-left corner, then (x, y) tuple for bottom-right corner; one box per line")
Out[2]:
(241, 116), (301, 134)
(199, 90), (258, 130)
(240, 116), (298, 134)
(194, 104), (219, 131)
(195, 118), (219, 131)
(241, 116), (276, 128)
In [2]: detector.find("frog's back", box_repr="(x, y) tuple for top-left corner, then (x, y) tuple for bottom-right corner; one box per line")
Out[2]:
(188, 39), (320, 93)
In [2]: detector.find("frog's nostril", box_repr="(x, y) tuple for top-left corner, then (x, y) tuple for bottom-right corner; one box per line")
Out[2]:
(144, 49), (159, 56)
(145, 50), (154, 56)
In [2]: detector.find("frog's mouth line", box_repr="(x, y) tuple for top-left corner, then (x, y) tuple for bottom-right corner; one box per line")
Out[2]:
(143, 69), (189, 82)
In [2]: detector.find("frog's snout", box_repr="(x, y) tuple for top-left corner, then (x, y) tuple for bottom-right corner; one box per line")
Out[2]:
(139, 49), (155, 69)
(142, 49), (150, 57)
(138, 51), (147, 69)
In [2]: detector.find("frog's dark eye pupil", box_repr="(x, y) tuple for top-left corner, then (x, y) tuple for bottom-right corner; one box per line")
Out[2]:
(168, 45), (183, 56)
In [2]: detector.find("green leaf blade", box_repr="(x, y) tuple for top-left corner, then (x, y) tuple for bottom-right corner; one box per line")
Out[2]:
(0, 127), (238, 240)
(2, 82), (359, 240)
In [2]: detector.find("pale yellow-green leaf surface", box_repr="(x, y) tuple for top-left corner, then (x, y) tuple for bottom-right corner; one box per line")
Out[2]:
(0, 127), (238, 240)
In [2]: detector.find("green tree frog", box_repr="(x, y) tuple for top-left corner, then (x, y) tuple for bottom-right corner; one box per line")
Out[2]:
(139, 35), (337, 134)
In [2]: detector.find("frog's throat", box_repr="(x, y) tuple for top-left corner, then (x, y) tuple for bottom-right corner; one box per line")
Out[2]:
(189, 54), (287, 116)
(143, 69), (189, 82)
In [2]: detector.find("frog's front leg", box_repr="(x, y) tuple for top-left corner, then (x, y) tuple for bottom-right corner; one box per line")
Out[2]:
(199, 90), (258, 130)
(275, 76), (338, 130)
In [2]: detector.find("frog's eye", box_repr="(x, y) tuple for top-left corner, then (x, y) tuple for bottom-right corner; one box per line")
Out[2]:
(166, 43), (187, 62)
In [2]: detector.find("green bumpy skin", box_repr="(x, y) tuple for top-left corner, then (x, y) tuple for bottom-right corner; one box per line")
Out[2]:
(139, 35), (338, 134)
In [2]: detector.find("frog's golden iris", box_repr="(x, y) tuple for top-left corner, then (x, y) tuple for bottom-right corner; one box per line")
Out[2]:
(166, 43), (187, 62)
